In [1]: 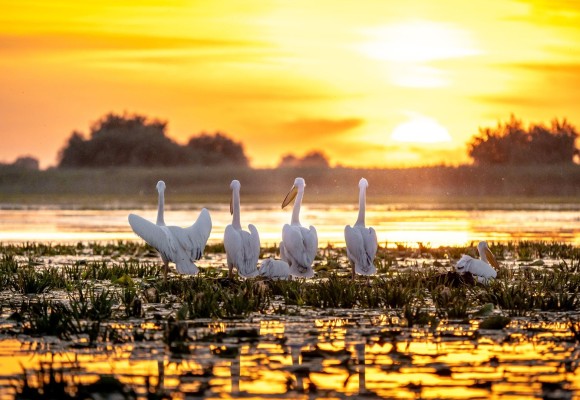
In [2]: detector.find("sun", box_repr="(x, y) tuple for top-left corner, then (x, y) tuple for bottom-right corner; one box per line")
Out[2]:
(391, 116), (451, 143)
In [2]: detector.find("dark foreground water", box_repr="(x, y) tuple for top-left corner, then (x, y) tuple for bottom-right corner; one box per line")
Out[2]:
(1, 313), (579, 399)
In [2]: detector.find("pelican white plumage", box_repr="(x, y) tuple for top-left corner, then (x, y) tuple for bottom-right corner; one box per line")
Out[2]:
(455, 241), (499, 284)
(259, 258), (290, 280)
(279, 177), (318, 278)
(344, 178), (378, 279)
(223, 180), (260, 278)
(128, 181), (212, 280)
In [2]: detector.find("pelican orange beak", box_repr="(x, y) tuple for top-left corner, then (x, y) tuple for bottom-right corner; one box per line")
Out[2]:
(229, 193), (234, 215)
(485, 247), (499, 269)
(281, 185), (298, 209)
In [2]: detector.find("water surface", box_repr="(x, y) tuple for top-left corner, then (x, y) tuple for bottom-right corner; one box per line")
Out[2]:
(1, 204), (578, 246)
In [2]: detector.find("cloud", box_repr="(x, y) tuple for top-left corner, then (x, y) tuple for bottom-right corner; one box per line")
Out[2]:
(327, 140), (468, 168)
(0, 32), (269, 52)
(280, 118), (364, 137)
(472, 94), (551, 108)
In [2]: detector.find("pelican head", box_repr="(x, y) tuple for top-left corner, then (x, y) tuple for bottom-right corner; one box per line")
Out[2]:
(156, 180), (166, 192)
(282, 177), (306, 209)
(359, 178), (369, 189)
(230, 179), (241, 190)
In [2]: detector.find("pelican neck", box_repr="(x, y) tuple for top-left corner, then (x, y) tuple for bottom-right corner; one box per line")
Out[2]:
(156, 189), (165, 225)
(355, 185), (366, 227)
(232, 187), (242, 229)
(291, 188), (304, 225)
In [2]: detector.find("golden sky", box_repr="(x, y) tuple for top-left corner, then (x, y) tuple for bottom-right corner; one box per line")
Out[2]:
(2, 0), (580, 168)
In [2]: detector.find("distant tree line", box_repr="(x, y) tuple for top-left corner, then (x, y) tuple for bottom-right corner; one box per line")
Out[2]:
(469, 116), (579, 165)
(0, 156), (39, 170)
(52, 112), (580, 169)
(278, 151), (330, 168)
(58, 113), (248, 168)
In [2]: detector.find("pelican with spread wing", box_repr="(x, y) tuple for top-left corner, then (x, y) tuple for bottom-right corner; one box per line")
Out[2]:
(128, 180), (212, 280)
(279, 177), (318, 278)
(223, 180), (260, 278)
(344, 178), (377, 279)
(455, 241), (499, 283)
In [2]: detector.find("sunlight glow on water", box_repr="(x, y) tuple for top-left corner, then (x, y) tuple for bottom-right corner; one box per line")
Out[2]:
(1, 317), (579, 399)
(0, 204), (578, 246)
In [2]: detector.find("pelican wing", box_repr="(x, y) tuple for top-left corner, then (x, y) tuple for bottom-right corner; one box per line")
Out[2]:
(224, 224), (242, 265)
(128, 214), (174, 259)
(282, 224), (316, 278)
(364, 227), (378, 263)
(345, 225), (364, 262)
(184, 208), (212, 260)
(468, 258), (497, 279)
(302, 226), (318, 267)
(238, 225), (260, 277)
(345, 225), (377, 275)
(456, 255), (496, 282)
(224, 225), (259, 278)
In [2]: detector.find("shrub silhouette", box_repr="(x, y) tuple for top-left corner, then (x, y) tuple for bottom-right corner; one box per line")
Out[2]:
(58, 113), (248, 168)
(469, 116), (578, 165)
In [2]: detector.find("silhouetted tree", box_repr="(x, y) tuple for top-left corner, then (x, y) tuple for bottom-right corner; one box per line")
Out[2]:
(468, 115), (579, 165)
(278, 151), (330, 168)
(58, 113), (187, 167)
(12, 156), (40, 170)
(186, 132), (248, 166)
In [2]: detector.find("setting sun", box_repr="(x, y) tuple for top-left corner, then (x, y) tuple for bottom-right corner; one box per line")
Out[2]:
(391, 116), (452, 143)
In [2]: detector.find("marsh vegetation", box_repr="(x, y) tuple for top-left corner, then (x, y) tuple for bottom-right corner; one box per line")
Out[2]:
(0, 241), (579, 398)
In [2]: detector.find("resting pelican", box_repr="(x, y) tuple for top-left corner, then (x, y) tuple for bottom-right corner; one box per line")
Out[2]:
(280, 177), (318, 278)
(455, 241), (499, 283)
(344, 178), (378, 279)
(259, 258), (290, 280)
(128, 181), (212, 280)
(223, 180), (260, 278)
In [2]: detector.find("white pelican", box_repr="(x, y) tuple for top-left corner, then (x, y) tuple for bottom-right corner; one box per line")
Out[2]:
(128, 181), (212, 280)
(280, 177), (318, 278)
(223, 180), (260, 278)
(455, 241), (499, 284)
(344, 178), (378, 279)
(259, 258), (290, 280)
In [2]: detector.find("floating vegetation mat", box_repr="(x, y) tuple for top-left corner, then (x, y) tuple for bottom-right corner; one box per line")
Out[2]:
(0, 241), (579, 399)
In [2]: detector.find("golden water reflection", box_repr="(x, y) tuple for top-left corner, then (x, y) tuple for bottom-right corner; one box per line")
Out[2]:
(0, 204), (579, 246)
(1, 315), (579, 398)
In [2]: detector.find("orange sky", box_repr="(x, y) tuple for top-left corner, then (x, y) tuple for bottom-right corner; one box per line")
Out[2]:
(2, 0), (580, 168)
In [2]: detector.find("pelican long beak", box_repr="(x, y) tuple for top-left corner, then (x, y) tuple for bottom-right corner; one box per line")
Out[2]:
(230, 193), (234, 215)
(485, 247), (499, 269)
(281, 186), (298, 209)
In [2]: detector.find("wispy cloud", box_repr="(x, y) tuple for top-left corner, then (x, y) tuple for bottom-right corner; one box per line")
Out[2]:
(280, 118), (364, 137)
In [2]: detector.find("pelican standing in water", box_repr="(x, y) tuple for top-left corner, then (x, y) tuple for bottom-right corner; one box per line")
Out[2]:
(344, 178), (378, 279)
(455, 241), (499, 283)
(280, 177), (318, 278)
(223, 180), (260, 278)
(128, 181), (212, 280)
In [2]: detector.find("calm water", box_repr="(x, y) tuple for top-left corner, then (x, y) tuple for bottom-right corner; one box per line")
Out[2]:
(1, 316), (579, 399)
(0, 203), (578, 246)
